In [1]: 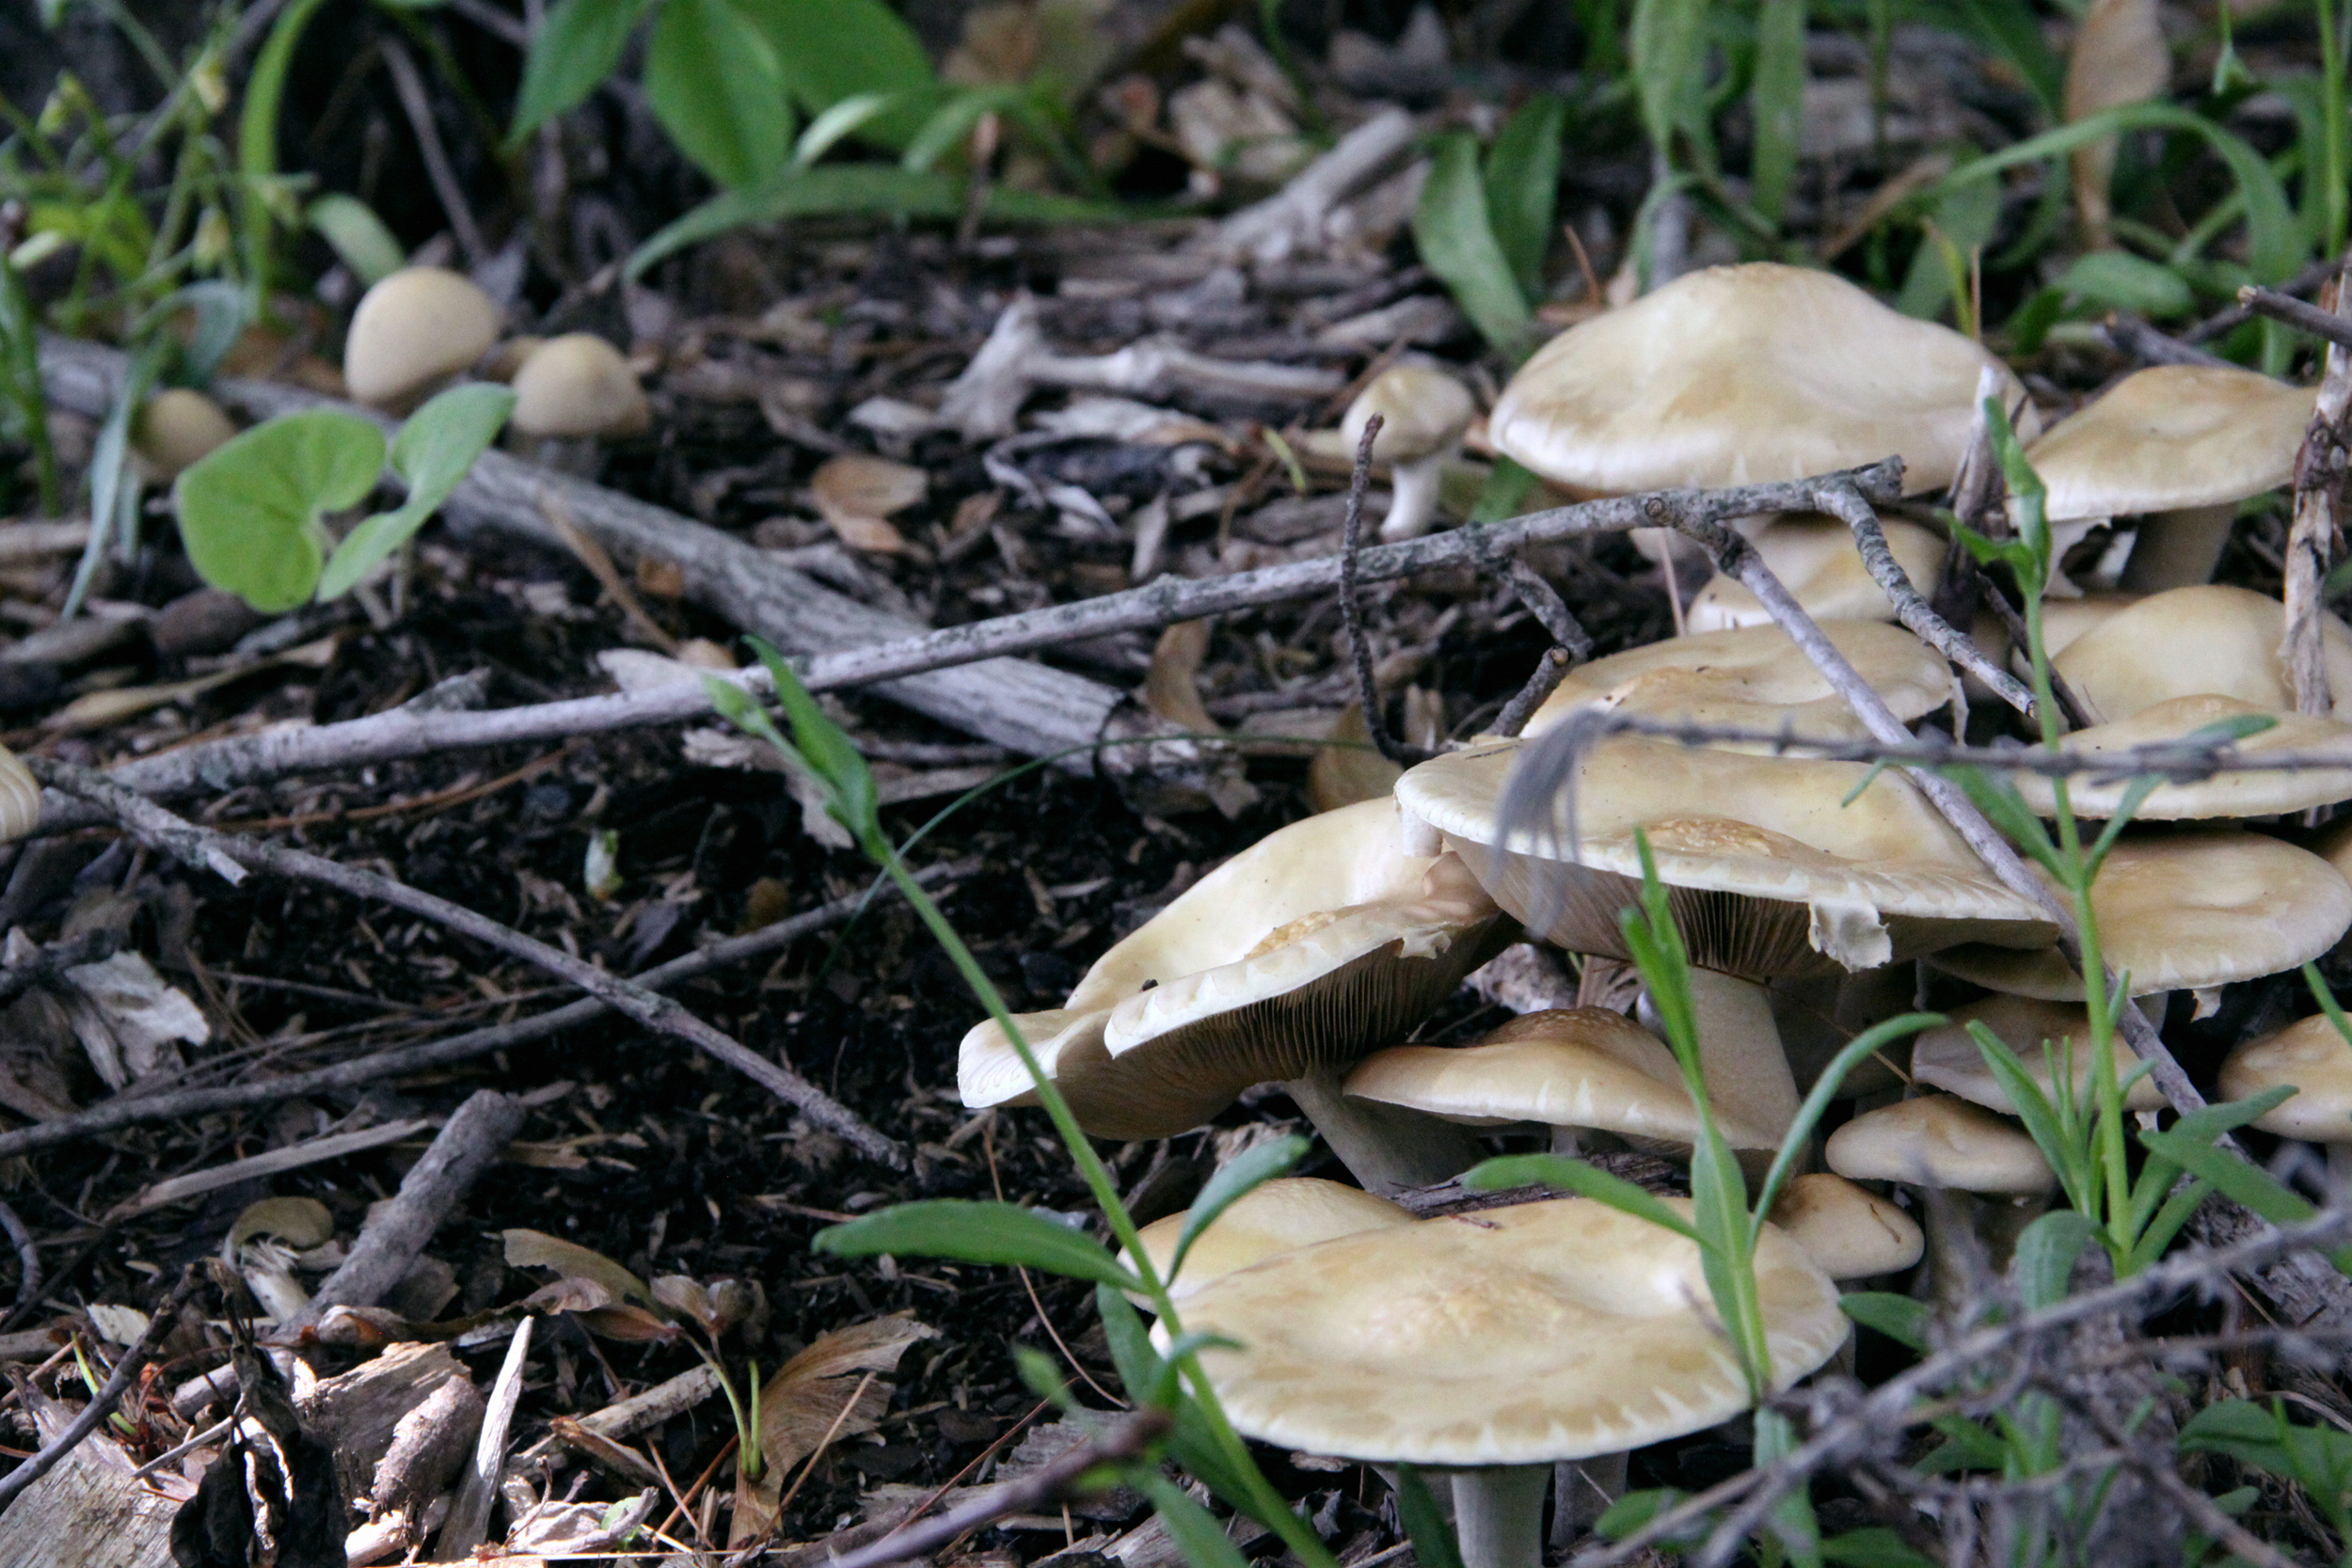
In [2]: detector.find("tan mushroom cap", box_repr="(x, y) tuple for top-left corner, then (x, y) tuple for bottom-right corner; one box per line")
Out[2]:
(2026, 366), (2319, 521)
(510, 333), (651, 439)
(1523, 620), (1951, 746)
(1824, 1095), (2056, 1195)
(2010, 694), (2352, 820)
(1394, 737), (2050, 981)
(2040, 593), (2140, 658)
(2054, 586), (2352, 724)
(1341, 363), (1475, 462)
(1913, 993), (2165, 1114)
(1487, 263), (2037, 499)
(1344, 1008), (1774, 1148)
(1768, 1173), (1924, 1278)
(343, 266), (501, 408)
(1931, 832), (2352, 1000)
(2219, 1015), (2352, 1140)
(1688, 515), (1947, 633)
(131, 388), (236, 481)
(0, 746), (38, 842)
(1120, 1178), (1410, 1302)
(1181, 1197), (1845, 1465)
(959, 799), (1511, 1139)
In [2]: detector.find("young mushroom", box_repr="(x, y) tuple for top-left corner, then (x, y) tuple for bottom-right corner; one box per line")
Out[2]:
(1767, 1172), (1925, 1282)
(2049, 584), (2352, 724)
(1118, 1177), (1410, 1302)
(1338, 363), (1476, 541)
(130, 388), (236, 483)
(1176, 1198), (1847, 1568)
(509, 333), (652, 441)
(342, 265), (501, 410)
(2220, 1016), (2352, 1190)
(1825, 1094), (2056, 1308)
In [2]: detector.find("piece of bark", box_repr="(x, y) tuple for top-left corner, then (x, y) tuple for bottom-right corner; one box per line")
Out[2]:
(0, 1406), (179, 1568)
(298, 1341), (469, 1513)
(370, 1374), (485, 1538)
(437, 1315), (532, 1558)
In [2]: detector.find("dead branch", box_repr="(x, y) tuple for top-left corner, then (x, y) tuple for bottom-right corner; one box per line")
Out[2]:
(1830, 497), (2036, 713)
(0, 1261), (203, 1510)
(2284, 264), (2352, 718)
(2239, 283), (2352, 352)
(1339, 412), (1419, 766)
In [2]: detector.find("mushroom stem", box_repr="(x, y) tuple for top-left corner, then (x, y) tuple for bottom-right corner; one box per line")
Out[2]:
(1450, 1465), (1549, 1568)
(2119, 501), (2236, 591)
(1378, 451), (1450, 542)
(1285, 1069), (1484, 1196)
(1677, 968), (1803, 1146)
(2328, 1142), (2352, 1199)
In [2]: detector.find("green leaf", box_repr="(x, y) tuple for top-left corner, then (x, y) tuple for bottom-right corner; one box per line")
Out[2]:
(747, 636), (880, 843)
(1839, 1291), (1928, 1353)
(238, 0), (333, 281)
(794, 92), (902, 168)
(1468, 456), (1538, 524)
(306, 194), (405, 286)
(1012, 1343), (1074, 1408)
(1483, 95), (1567, 299)
(1597, 1488), (1692, 1542)
(903, 87), (1015, 173)
(644, 0), (791, 189)
(1138, 1473), (1253, 1568)
(1095, 1282), (1160, 1392)
(1753, 1012), (1945, 1230)
(1465, 1153), (1699, 1241)
(2053, 250), (2195, 319)
(511, 0), (655, 145)
(2010, 1210), (2099, 1309)
(815, 1200), (1141, 1289)
(732, 0), (936, 148)
(1393, 1465), (1465, 1568)
(1412, 132), (1532, 357)
(1941, 0), (2063, 119)
(1748, 0), (1804, 226)
(141, 281), (252, 388)
(1170, 1135), (1310, 1280)
(174, 409), (385, 612)
(1754, 1406), (1823, 1568)
(1629, 0), (1707, 154)
(1821, 1528), (1936, 1568)
(318, 384), (515, 599)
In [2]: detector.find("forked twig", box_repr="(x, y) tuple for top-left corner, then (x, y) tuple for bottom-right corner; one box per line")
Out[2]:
(1340, 412), (1424, 767)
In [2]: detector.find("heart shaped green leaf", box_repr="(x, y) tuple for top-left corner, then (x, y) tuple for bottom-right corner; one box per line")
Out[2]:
(318, 383), (514, 600)
(174, 409), (385, 611)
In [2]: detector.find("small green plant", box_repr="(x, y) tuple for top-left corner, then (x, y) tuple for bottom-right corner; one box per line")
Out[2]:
(172, 381), (513, 611)
(1410, 94), (1566, 359)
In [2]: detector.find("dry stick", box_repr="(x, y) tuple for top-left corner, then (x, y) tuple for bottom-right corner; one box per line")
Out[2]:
(0, 1198), (37, 1310)
(2189, 252), (2350, 341)
(1843, 502), (2035, 713)
(1492, 561), (1591, 738)
(2283, 264), (2352, 719)
(0, 1261), (204, 1511)
(27, 758), (903, 1167)
(2095, 313), (2235, 370)
(0, 864), (952, 1162)
(2238, 283), (2352, 352)
(1338, 413), (1420, 767)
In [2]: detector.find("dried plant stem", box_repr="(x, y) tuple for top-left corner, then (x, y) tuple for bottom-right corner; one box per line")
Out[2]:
(2284, 264), (2352, 718)
(1340, 411), (1421, 766)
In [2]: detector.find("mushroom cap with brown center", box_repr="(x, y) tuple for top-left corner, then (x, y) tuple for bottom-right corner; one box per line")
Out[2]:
(1688, 515), (1947, 633)
(1180, 1197), (1845, 1465)
(2219, 1015), (2352, 1141)
(1824, 1095), (2056, 1195)
(2025, 366), (2318, 522)
(1767, 1173), (1924, 1279)
(1487, 262), (2036, 498)
(1120, 1179), (1411, 1302)
(510, 333), (652, 439)
(2053, 586), (2352, 724)
(1523, 620), (1951, 746)
(343, 266), (501, 408)
(1343, 1007), (1775, 1148)
(1341, 364), (1476, 464)
(1930, 831), (2352, 1000)
(1912, 993), (2165, 1113)
(2010, 695), (2352, 821)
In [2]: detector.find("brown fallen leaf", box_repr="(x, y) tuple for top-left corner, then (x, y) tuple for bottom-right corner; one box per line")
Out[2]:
(811, 454), (928, 554)
(731, 1312), (938, 1547)
(2065, 0), (2168, 247)
(1306, 703), (1399, 812)
(1144, 618), (1220, 736)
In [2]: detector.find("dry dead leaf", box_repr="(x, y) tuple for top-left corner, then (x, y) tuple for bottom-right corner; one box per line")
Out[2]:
(811, 454), (928, 554)
(502, 1228), (652, 1306)
(1307, 703), (1401, 813)
(2065, 0), (2168, 246)
(1144, 619), (1220, 736)
(730, 1313), (938, 1546)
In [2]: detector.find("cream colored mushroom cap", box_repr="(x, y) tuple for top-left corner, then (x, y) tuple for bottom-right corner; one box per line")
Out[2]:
(343, 266), (501, 408)
(1912, 993), (2165, 1113)
(1343, 1008), (1774, 1148)
(1341, 364), (1475, 463)
(1487, 263), (2036, 498)
(2040, 594), (2141, 658)
(1768, 1173), (1924, 1278)
(1688, 515), (1947, 633)
(2054, 586), (2352, 724)
(2010, 695), (2352, 820)
(1523, 619), (1951, 745)
(1825, 1095), (2056, 1194)
(0, 747), (38, 842)
(2220, 1015), (2352, 1140)
(1120, 1179), (1411, 1302)
(511, 333), (651, 439)
(1181, 1197), (1845, 1465)
(2025, 366), (2318, 521)
(1931, 832), (2352, 1000)
(1395, 737), (2050, 979)
(131, 388), (236, 481)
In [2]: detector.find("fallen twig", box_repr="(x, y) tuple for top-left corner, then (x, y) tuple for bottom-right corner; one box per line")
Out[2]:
(2238, 283), (2352, 352)
(0, 1199), (38, 1312)
(0, 1261), (203, 1511)
(2284, 262), (2352, 718)
(1339, 412), (1419, 767)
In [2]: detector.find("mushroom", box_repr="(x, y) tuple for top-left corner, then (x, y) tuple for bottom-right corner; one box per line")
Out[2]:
(342, 266), (501, 410)
(2220, 1015), (2352, 1189)
(2010, 693), (2352, 821)
(130, 388), (236, 482)
(1395, 736), (2051, 1143)
(959, 799), (1513, 1188)
(509, 333), (652, 440)
(1687, 515), (1947, 633)
(1118, 1177), (1410, 1302)
(2051, 585), (2352, 723)
(1343, 1006), (1777, 1156)
(1913, 993), (2166, 1115)
(1825, 1094), (2056, 1307)
(2023, 366), (2319, 592)
(1338, 364), (1476, 541)
(1767, 1172), (1925, 1281)
(1178, 1198), (1847, 1568)
(0, 746), (39, 842)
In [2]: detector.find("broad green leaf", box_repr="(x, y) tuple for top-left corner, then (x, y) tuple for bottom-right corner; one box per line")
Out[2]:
(1139, 1473), (1253, 1568)
(1171, 1134), (1310, 1279)
(306, 194), (405, 285)
(1465, 1153), (1698, 1241)
(815, 1200), (1141, 1289)
(1483, 94), (1567, 299)
(319, 384), (515, 599)
(644, 0), (791, 189)
(2010, 1209), (2099, 1309)
(1748, 0), (1804, 226)
(2054, 250), (2195, 318)
(1412, 132), (1531, 357)
(1393, 1465), (1465, 1568)
(794, 92), (901, 168)
(174, 409), (385, 612)
(1629, 0), (1707, 154)
(511, 0), (655, 145)
(1821, 1527), (1937, 1568)
(732, 0), (936, 147)
(1839, 1291), (1928, 1352)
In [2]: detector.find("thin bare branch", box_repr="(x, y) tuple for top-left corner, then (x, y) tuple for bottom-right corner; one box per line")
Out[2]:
(0, 1262), (204, 1510)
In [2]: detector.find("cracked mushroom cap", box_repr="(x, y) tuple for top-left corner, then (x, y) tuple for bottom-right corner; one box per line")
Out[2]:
(2010, 694), (2352, 820)
(1178, 1197), (1846, 1465)
(1340, 364), (1475, 463)
(1931, 831), (2352, 1000)
(1394, 737), (2050, 982)
(1120, 1179), (1411, 1302)
(2025, 366), (2318, 522)
(1767, 1173), (1924, 1279)
(1522, 619), (1951, 746)
(1487, 263), (2036, 498)
(958, 799), (1512, 1139)
(2053, 586), (2352, 724)
(1688, 515), (1948, 633)
(511, 333), (651, 439)
(1824, 1095), (2056, 1195)
(343, 266), (501, 408)
(1343, 1007), (1775, 1148)
(2219, 1015), (2352, 1140)
(1912, 993), (2165, 1114)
